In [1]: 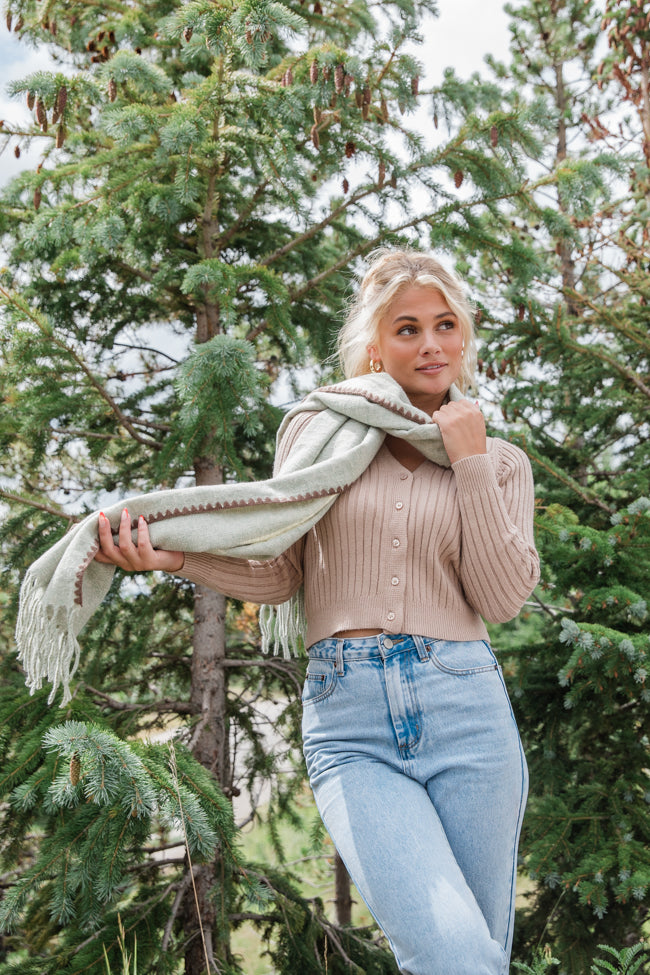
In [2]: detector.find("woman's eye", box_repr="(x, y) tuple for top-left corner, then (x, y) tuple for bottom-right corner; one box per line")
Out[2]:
(438, 320), (456, 331)
(397, 325), (417, 335)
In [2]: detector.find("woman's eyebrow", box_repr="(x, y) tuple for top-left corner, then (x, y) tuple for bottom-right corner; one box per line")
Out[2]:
(392, 310), (456, 323)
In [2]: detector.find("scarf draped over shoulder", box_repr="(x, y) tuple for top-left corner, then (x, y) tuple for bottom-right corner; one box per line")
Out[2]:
(15, 372), (461, 704)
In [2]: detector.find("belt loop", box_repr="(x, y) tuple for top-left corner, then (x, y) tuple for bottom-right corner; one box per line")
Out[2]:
(335, 639), (345, 676)
(413, 634), (429, 662)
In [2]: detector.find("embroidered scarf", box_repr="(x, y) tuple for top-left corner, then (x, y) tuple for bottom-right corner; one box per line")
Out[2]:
(15, 373), (462, 704)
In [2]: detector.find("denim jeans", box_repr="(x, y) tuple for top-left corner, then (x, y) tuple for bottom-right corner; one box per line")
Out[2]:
(301, 633), (528, 975)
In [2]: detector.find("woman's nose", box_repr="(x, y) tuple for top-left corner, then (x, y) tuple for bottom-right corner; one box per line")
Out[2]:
(420, 329), (442, 354)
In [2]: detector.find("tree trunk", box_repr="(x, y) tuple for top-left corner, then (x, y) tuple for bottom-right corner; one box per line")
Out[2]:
(182, 453), (232, 974)
(334, 852), (353, 926)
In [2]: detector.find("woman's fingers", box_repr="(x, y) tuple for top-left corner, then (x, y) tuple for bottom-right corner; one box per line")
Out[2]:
(432, 400), (487, 464)
(94, 510), (184, 573)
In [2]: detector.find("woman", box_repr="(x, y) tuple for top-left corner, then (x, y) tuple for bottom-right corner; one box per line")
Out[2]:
(96, 249), (539, 975)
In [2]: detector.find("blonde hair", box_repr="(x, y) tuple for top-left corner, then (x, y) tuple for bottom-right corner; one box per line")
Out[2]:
(337, 248), (477, 393)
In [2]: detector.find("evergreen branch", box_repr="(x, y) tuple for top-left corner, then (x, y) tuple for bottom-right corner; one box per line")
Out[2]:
(83, 684), (195, 714)
(168, 743), (216, 974)
(215, 181), (270, 253)
(555, 324), (650, 400)
(530, 591), (566, 620)
(0, 286), (163, 450)
(524, 447), (614, 514)
(161, 866), (197, 952)
(0, 488), (77, 523)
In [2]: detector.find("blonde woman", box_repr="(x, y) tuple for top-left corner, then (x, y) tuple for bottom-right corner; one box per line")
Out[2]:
(97, 249), (539, 975)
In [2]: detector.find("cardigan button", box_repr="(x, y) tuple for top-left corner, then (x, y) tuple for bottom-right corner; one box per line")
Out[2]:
(387, 612), (396, 621)
(395, 501), (403, 510)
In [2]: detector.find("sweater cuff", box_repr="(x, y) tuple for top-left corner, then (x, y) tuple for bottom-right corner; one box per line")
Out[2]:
(450, 453), (497, 493)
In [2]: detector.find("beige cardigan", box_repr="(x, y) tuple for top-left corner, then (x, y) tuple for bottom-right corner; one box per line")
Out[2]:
(178, 411), (540, 648)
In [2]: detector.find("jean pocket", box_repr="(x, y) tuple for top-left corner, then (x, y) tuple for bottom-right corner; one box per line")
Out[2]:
(425, 639), (499, 677)
(302, 659), (338, 706)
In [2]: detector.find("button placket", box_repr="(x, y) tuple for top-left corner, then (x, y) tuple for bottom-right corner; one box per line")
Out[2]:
(385, 468), (411, 632)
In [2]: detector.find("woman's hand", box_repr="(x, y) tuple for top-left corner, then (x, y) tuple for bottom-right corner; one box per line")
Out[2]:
(432, 400), (487, 465)
(94, 508), (184, 573)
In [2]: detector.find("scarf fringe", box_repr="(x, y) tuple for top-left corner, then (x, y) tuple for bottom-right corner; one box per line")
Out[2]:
(259, 590), (307, 659)
(15, 570), (79, 706)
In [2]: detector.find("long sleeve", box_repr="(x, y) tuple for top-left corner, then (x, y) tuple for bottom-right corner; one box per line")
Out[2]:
(179, 544), (304, 605)
(451, 439), (540, 622)
(174, 412), (317, 602)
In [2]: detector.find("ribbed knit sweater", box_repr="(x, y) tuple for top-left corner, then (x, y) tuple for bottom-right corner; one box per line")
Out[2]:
(177, 411), (540, 647)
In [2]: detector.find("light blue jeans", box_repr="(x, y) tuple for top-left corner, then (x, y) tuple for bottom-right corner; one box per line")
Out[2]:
(301, 633), (528, 975)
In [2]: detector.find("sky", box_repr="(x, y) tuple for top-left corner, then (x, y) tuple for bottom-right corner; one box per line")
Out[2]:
(0, 0), (513, 183)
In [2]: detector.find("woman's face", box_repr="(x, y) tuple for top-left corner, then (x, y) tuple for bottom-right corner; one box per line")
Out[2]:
(368, 286), (464, 414)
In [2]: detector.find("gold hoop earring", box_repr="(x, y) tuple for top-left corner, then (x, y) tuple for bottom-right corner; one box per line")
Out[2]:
(370, 359), (382, 373)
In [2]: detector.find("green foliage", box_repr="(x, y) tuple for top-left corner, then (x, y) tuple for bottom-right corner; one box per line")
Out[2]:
(3, 0), (648, 971)
(590, 943), (650, 975)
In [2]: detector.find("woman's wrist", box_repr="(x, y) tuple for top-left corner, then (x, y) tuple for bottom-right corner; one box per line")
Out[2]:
(161, 551), (185, 572)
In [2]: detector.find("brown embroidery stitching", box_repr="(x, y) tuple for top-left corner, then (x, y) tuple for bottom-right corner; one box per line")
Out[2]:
(74, 541), (100, 607)
(73, 485), (347, 607)
(315, 385), (431, 424)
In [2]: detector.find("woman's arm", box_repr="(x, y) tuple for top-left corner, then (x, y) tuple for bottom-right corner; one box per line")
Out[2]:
(452, 440), (540, 623)
(94, 410), (316, 600)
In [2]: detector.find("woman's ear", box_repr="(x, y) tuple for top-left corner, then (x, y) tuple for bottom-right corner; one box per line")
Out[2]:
(367, 344), (378, 361)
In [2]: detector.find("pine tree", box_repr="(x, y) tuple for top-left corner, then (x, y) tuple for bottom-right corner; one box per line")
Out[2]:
(0, 0), (545, 971)
(466, 1), (650, 969)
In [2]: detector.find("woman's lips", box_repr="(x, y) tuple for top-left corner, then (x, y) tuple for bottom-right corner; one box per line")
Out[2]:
(416, 363), (446, 372)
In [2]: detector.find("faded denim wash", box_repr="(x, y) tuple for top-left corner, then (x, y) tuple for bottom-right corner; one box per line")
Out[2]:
(302, 633), (528, 975)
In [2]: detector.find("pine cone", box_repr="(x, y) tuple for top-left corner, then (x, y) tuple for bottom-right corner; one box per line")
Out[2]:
(5, 12), (11, 31)
(454, 170), (463, 188)
(56, 85), (68, 115)
(14, 145), (20, 158)
(345, 140), (356, 158)
(183, 26), (193, 42)
(411, 75), (419, 97)
(310, 60), (319, 84)
(70, 753), (81, 786)
(380, 96), (389, 123)
(34, 187), (42, 211)
(517, 304), (525, 321)
(56, 124), (65, 148)
(36, 98), (47, 127)
(108, 78), (117, 101)
(14, 14), (24, 32)
(314, 0), (323, 12)
(378, 159), (385, 188)
(490, 125), (498, 147)
(342, 177), (349, 194)
(334, 63), (345, 94)
(27, 91), (35, 111)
